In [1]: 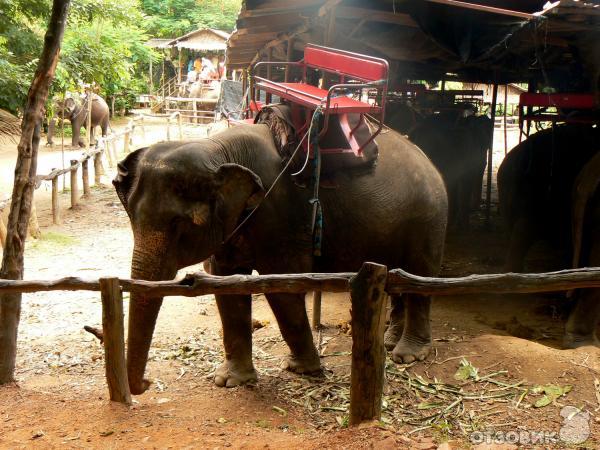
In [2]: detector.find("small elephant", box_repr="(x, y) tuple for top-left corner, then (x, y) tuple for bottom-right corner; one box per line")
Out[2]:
(569, 151), (600, 348)
(113, 121), (448, 394)
(498, 124), (599, 272)
(47, 93), (109, 147)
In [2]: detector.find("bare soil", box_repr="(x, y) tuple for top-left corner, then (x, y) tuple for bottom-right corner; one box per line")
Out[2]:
(0, 119), (598, 449)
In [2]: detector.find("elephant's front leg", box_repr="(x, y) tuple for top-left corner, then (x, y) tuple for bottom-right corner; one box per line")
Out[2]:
(214, 293), (257, 387)
(266, 293), (321, 375)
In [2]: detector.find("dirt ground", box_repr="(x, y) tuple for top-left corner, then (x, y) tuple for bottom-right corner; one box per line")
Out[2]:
(0, 118), (598, 449)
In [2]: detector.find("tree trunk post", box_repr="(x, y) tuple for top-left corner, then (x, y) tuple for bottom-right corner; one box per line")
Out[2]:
(0, 0), (70, 384)
(51, 175), (60, 224)
(485, 83), (498, 227)
(100, 277), (131, 405)
(349, 262), (388, 426)
(86, 85), (93, 150)
(103, 138), (113, 169)
(70, 159), (78, 208)
(82, 158), (90, 197)
(166, 116), (171, 141)
(284, 39), (294, 82)
(312, 291), (322, 329)
(93, 151), (103, 185)
(109, 139), (117, 168)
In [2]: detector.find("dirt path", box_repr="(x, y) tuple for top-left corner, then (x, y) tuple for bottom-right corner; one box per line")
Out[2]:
(0, 121), (598, 449)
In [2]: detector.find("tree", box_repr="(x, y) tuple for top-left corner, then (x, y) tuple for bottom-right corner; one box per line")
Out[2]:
(141, 0), (241, 37)
(0, 0), (70, 384)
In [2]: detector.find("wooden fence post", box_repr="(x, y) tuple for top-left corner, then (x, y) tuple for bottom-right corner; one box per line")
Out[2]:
(51, 175), (60, 224)
(349, 262), (388, 426)
(177, 112), (183, 140)
(166, 116), (171, 141)
(123, 129), (130, 154)
(100, 277), (131, 405)
(140, 115), (146, 142)
(69, 160), (78, 208)
(93, 151), (103, 185)
(82, 159), (90, 197)
(110, 139), (117, 168)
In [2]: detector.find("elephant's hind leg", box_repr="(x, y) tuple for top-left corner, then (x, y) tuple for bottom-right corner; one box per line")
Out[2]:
(214, 292), (258, 387)
(384, 295), (404, 350)
(266, 293), (321, 375)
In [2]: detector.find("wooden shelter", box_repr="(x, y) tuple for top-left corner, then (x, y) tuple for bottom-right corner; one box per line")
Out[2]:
(226, 0), (599, 88)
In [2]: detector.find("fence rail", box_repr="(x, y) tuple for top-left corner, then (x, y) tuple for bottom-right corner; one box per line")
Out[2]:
(0, 112), (184, 231)
(1, 264), (599, 424)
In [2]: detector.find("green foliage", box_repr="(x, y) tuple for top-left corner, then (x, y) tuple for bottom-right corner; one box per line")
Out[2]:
(141, 0), (241, 37)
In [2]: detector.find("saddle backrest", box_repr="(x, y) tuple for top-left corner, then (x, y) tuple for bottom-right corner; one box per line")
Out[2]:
(303, 44), (388, 83)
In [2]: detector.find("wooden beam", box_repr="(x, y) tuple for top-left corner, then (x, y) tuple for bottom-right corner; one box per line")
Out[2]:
(335, 6), (418, 27)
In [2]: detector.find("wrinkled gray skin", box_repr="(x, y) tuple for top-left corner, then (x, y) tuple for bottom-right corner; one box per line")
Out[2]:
(498, 125), (599, 273)
(389, 111), (492, 229)
(113, 124), (447, 394)
(568, 151), (600, 348)
(47, 94), (110, 147)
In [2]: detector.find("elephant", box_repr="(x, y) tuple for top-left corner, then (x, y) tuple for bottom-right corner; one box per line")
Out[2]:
(498, 124), (599, 273)
(392, 112), (492, 229)
(568, 151), (600, 347)
(113, 119), (448, 394)
(47, 93), (110, 147)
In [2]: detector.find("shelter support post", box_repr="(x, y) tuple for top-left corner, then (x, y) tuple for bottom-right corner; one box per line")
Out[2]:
(284, 39), (294, 82)
(503, 85), (508, 155)
(312, 291), (322, 329)
(100, 277), (131, 405)
(349, 262), (388, 425)
(266, 48), (273, 104)
(485, 83), (498, 226)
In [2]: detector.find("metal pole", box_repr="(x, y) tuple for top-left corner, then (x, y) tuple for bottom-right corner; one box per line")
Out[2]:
(485, 83), (498, 227)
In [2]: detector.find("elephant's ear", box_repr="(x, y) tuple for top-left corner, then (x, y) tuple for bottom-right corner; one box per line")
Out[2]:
(214, 163), (265, 235)
(113, 147), (149, 217)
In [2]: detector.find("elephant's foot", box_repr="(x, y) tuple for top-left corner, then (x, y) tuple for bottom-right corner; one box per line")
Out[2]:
(129, 377), (152, 395)
(384, 322), (403, 351)
(214, 360), (257, 388)
(563, 332), (599, 349)
(282, 353), (322, 376)
(391, 336), (432, 364)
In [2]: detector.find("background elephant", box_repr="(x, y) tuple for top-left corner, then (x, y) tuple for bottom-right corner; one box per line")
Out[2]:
(113, 121), (448, 394)
(497, 124), (599, 272)
(394, 111), (492, 229)
(47, 93), (110, 147)
(569, 151), (600, 347)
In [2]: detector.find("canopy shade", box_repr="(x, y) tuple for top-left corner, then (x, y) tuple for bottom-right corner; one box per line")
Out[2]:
(226, 0), (600, 86)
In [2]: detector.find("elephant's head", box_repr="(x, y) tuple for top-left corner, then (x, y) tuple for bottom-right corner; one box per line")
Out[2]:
(53, 96), (78, 120)
(113, 144), (265, 394)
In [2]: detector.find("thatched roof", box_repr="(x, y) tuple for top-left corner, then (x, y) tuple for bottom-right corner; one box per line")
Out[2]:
(226, 0), (600, 86)
(169, 28), (231, 51)
(0, 109), (20, 138)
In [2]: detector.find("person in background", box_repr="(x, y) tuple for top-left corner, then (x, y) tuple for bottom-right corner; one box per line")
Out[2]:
(194, 57), (202, 73)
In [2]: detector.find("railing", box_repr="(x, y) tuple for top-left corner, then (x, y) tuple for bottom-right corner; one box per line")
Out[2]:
(0, 112), (184, 233)
(1, 263), (599, 425)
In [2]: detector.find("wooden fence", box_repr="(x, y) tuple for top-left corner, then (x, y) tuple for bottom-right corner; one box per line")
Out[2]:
(1, 263), (600, 424)
(0, 112), (183, 231)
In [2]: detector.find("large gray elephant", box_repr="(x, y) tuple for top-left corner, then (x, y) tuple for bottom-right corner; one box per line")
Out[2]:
(498, 124), (599, 272)
(569, 151), (600, 347)
(47, 93), (109, 147)
(113, 121), (448, 394)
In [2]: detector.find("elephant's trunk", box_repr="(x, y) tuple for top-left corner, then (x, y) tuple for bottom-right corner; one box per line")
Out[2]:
(127, 234), (176, 395)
